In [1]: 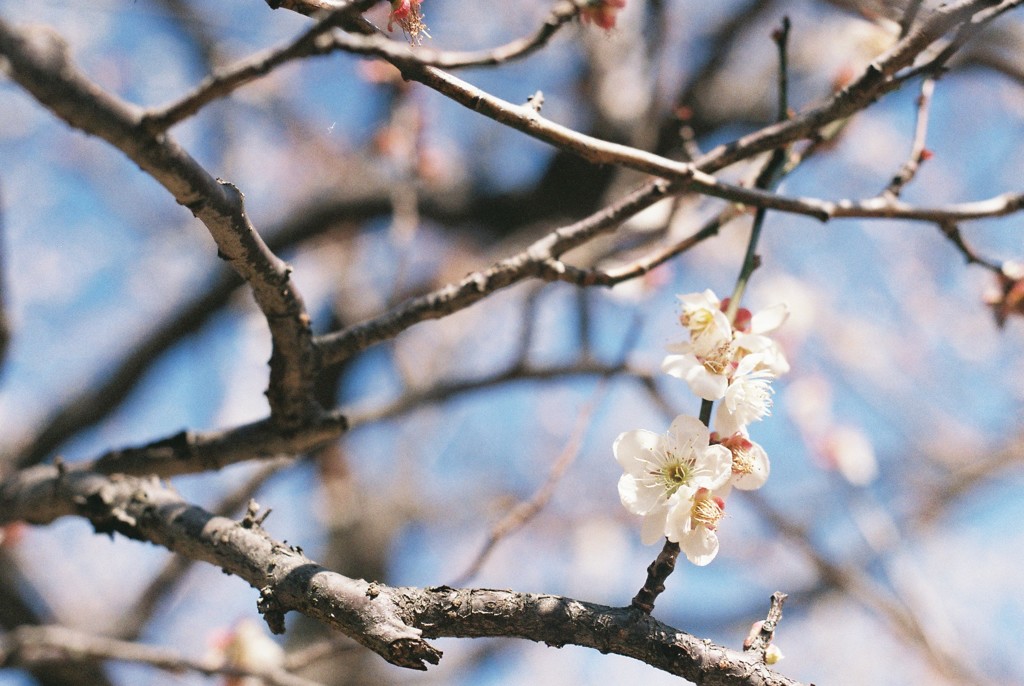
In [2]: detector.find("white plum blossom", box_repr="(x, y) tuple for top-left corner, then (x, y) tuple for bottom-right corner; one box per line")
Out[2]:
(616, 288), (790, 567)
(663, 291), (789, 412)
(717, 431), (770, 492)
(677, 290), (732, 356)
(738, 302), (790, 375)
(614, 415), (732, 545)
(714, 353), (775, 436)
(665, 486), (726, 565)
(661, 342), (733, 400)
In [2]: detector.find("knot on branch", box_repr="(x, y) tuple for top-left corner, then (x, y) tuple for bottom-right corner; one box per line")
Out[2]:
(385, 637), (443, 671)
(258, 585), (287, 634)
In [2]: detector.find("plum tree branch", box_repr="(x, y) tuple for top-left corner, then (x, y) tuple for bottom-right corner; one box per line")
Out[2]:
(0, 467), (805, 685)
(0, 19), (321, 429)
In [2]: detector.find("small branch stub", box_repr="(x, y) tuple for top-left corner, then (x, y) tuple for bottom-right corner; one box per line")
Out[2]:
(630, 540), (680, 613)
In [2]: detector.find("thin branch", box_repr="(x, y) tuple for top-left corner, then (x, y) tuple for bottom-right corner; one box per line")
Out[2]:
(936, 221), (1003, 272)
(743, 592), (787, 657)
(146, 1), (582, 131)
(726, 16), (792, 322)
(0, 468), (805, 685)
(81, 412), (344, 479)
(347, 359), (650, 430)
(590, 205), (743, 286)
(882, 78), (936, 199)
(0, 625), (322, 686)
(0, 19), (321, 428)
(315, 180), (677, 367)
(450, 381), (604, 586)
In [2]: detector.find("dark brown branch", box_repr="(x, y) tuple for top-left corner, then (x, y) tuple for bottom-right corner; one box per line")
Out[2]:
(81, 411), (346, 479)
(0, 19), (321, 428)
(630, 541), (680, 614)
(0, 467), (443, 670)
(116, 459), (292, 641)
(936, 221), (1003, 272)
(0, 469), (806, 685)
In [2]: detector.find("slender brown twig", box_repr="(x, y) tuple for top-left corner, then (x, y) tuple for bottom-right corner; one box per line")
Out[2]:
(882, 78), (936, 199)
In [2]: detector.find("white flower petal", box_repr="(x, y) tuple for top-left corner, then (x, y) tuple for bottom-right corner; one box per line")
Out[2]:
(750, 303), (789, 334)
(666, 414), (710, 446)
(700, 444), (734, 490)
(678, 289), (721, 310)
(678, 526), (720, 566)
(732, 441), (770, 491)
(613, 429), (661, 475)
(640, 507), (669, 545)
(662, 354), (729, 400)
(713, 404), (746, 437)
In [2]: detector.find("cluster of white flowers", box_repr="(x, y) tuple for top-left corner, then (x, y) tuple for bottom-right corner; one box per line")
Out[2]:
(614, 289), (789, 565)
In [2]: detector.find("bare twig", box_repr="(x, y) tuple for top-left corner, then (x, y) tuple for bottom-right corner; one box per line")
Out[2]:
(450, 383), (602, 586)
(0, 625), (322, 686)
(936, 221), (1003, 272)
(630, 541), (681, 614)
(743, 592), (787, 657)
(347, 359), (650, 429)
(315, 180), (677, 367)
(882, 78), (936, 199)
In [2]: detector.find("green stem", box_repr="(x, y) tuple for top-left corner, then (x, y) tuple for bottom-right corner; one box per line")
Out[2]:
(699, 399), (714, 427)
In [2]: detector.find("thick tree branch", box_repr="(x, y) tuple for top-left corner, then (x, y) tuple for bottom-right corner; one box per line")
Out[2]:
(0, 19), (321, 428)
(0, 468), (804, 685)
